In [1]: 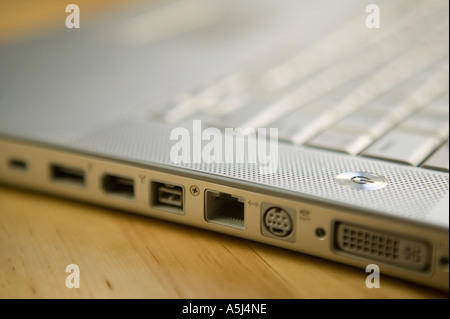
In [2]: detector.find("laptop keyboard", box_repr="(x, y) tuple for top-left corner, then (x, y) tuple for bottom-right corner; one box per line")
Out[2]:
(145, 0), (449, 172)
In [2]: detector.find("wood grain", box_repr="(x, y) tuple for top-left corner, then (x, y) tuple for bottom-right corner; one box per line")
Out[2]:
(0, 0), (447, 299)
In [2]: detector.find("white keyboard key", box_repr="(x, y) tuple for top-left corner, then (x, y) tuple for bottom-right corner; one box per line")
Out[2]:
(400, 111), (449, 138)
(164, 97), (198, 123)
(191, 100), (269, 129)
(307, 128), (373, 155)
(296, 101), (337, 115)
(204, 92), (249, 116)
(360, 64), (449, 122)
(164, 73), (247, 123)
(409, 63), (449, 106)
(425, 93), (449, 116)
(334, 110), (395, 138)
(422, 142), (449, 172)
(274, 110), (336, 145)
(362, 128), (443, 166)
(313, 76), (371, 113)
(197, 73), (247, 106)
(360, 90), (416, 121)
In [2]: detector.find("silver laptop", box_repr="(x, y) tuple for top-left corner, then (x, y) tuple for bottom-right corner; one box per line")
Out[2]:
(0, 0), (448, 291)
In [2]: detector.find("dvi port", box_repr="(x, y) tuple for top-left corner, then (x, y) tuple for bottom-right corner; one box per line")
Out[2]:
(334, 223), (431, 272)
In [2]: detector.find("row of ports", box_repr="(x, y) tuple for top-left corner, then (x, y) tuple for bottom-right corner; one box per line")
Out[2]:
(8, 159), (294, 240)
(53, 163), (186, 214)
(7, 158), (444, 272)
(9, 158), (184, 213)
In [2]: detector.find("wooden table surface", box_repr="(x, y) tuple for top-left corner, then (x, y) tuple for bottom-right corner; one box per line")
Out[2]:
(0, 0), (447, 299)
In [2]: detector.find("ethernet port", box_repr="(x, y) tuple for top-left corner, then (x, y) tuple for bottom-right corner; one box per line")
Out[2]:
(205, 190), (244, 230)
(151, 181), (184, 215)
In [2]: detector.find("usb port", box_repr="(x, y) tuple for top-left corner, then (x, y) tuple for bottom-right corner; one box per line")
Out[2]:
(51, 164), (85, 187)
(151, 182), (184, 214)
(102, 174), (134, 199)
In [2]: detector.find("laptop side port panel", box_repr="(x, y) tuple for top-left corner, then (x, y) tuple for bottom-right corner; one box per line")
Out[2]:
(204, 190), (245, 230)
(260, 203), (296, 243)
(151, 181), (184, 215)
(332, 221), (431, 272)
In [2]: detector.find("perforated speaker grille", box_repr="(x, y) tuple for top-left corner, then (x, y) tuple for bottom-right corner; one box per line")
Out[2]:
(69, 120), (449, 226)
